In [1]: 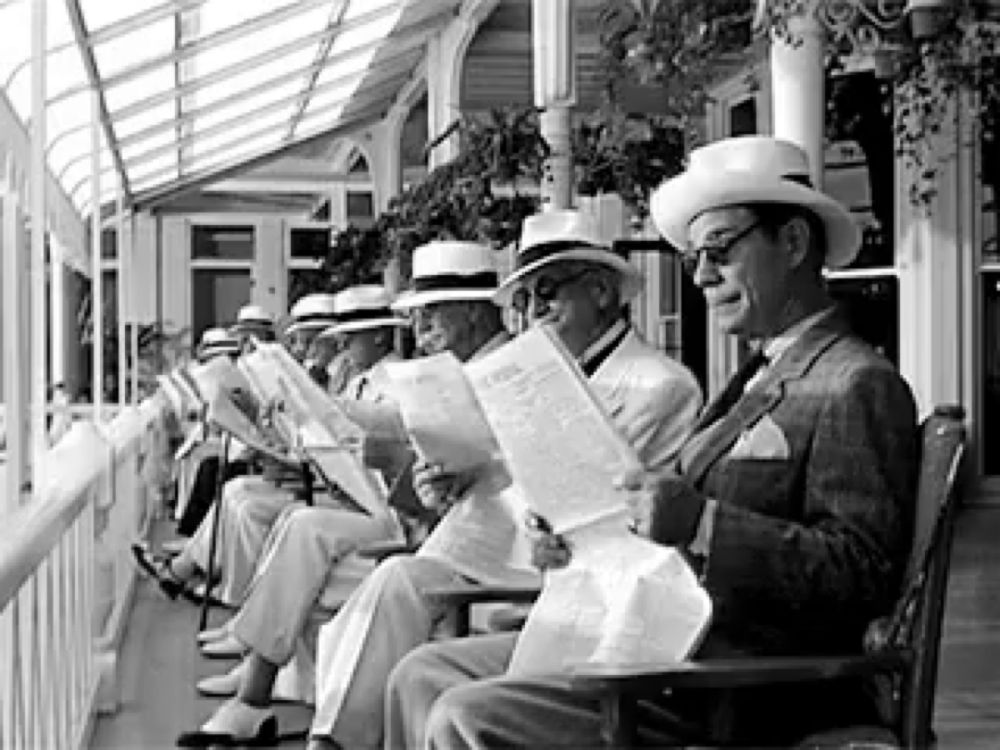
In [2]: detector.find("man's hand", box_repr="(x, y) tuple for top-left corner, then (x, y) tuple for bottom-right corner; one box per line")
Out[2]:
(412, 460), (475, 512)
(527, 513), (572, 572)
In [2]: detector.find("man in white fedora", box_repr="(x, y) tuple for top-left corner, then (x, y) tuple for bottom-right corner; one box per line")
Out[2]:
(306, 216), (702, 750)
(229, 304), (276, 348)
(283, 292), (340, 363)
(196, 327), (242, 362)
(388, 137), (920, 748)
(177, 285), (414, 747)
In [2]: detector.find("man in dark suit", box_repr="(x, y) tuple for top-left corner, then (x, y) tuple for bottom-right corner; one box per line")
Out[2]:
(384, 136), (920, 749)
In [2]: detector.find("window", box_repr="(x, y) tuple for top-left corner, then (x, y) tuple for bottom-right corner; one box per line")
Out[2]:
(824, 71), (898, 366)
(191, 225), (254, 261)
(287, 223), (331, 306)
(191, 269), (252, 346)
(289, 227), (330, 261)
(346, 191), (375, 228)
(101, 228), (117, 259)
(979, 74), (1000, 475)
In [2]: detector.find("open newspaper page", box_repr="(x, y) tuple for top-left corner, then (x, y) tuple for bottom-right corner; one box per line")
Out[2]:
(463, 326), (711, 674)
(384, 354), (536, 586)
(241, 343), (388, 517)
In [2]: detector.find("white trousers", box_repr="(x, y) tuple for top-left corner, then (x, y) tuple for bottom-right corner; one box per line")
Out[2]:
(184, 475), (296, 605)
(310, 555), (467, 749)
(229, 505), (402, 702)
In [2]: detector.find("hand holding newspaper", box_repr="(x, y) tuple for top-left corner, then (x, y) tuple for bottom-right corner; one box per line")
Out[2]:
(387, 326), (711, 673)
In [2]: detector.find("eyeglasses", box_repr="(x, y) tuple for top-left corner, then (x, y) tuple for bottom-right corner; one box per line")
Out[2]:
(511, 268), (591, 315)
(680, 220), (762, 275)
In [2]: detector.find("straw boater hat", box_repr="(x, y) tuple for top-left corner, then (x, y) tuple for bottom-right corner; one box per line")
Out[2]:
(284, 293), (339, 336)
(197, 327), (240, 360)
(319, 285), (408, 338)
(391, 241), (499, 311)
(649, 136), (862, 269)
(229, 304), (274, 335)
(494, 209), (644, 306)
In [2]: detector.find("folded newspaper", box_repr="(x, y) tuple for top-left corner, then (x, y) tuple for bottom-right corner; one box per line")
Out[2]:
(385, 326), (712, 673)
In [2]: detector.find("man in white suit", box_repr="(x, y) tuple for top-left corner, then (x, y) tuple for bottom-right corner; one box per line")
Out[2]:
(306, 211), (703, 750)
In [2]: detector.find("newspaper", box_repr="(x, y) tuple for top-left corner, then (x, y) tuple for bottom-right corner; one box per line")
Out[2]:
(387, 326), (711, 672)
(239, 342), (389, 517)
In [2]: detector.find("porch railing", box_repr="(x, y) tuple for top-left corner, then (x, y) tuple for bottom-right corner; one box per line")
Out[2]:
(0, 394), (172, 750)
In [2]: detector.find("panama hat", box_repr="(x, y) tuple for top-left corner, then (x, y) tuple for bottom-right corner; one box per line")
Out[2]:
(197, 327), (240, 360)
(284, 293), (339, 336)
(650, 136), (862, 269)
(494, 209), (643, 306)
(319, 285), (407, 337)
(391, 241), (499, 311)
(229, 304), (274, 334)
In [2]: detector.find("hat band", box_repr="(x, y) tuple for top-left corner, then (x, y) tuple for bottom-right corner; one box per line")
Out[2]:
(292, 312), (338, 326)
(782, 172), (813, 188)
(337, 307), (399, 324)
(516, 240), (603, 272)
(412, 271), (497, 292)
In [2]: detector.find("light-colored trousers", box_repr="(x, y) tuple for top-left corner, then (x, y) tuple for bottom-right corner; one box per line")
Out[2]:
(185, 475), (297, 605)
(386, 632), (611, 750)
(230, 505), (402, 701)
(310, 555), (468, 748)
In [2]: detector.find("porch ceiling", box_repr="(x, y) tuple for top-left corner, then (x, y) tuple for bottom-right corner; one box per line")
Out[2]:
(0, 0), (459, 216)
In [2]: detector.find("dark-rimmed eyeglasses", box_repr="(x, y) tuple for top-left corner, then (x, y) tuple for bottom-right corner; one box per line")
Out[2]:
(680, 220), (762, 275)
(511, 268), (591, 315)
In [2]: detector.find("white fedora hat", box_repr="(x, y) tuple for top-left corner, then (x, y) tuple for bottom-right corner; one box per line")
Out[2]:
(230, 304), (274, 334)
(320, 285), (408, 337)
(284, 293), (339, 336)
(197, 327), (240, 360)
(650, 136), (862, 269)
(391, 241), (499, 310)
(494, 209), (643, 306)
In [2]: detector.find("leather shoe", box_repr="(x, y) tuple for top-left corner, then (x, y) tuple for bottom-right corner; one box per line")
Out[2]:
(131, 543), (188, 600)
(176, 699), (277, 747)
(196, 661), (245, 697)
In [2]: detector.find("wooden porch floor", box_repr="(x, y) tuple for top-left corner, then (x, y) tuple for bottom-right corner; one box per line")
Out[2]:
(90, 508), (1000, 749)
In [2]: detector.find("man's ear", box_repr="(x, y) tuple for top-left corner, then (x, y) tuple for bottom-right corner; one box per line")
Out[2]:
(780, 216), (812, 269)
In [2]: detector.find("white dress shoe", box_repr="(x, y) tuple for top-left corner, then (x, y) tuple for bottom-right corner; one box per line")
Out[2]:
(197, 621), (233, 644)
(200, 633), (247, 659)
(176, 698), (277, 747)
(196, 660), (245, 697)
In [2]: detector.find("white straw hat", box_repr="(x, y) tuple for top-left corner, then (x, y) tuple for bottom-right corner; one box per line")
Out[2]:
(197, 327), (240, 360)
(494, 209), (643, 306)
(391, 241), (499, 311)
(320, 285), (407, 337)
(284, 293), (339, 336)
(650, 136), (862, 269)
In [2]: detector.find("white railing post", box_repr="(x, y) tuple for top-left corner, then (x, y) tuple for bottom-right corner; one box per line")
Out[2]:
(2, 181), (28, 514)
(90, 89), (103, 421)
(50, 238), (66, 391)
(129, 214), (139, 404)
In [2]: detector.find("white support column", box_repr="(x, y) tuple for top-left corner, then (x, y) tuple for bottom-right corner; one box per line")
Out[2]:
(362, 119), (403, 215)
(769, 1), (825, 187)
(426, 0), (500, 170)
(532, 0), (576, 210)
(3, 176), (28, 511)
(90, 90), (104, 420)
(116, 189), (127, 406)
(126, 213), (139, 403)
(30, 0), (47, 484)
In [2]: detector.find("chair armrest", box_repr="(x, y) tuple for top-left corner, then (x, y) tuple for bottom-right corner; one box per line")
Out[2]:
(424, 582), (542, 608)
(356, 540), (417, 561)
(569, 649), (912, 695)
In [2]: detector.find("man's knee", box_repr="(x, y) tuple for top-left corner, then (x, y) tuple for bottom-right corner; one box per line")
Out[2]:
(424, 683), (488, 749)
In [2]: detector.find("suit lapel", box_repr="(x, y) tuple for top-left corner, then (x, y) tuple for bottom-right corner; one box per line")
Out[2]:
(588, 330), (636, 417)
(682, 313), (852, 487)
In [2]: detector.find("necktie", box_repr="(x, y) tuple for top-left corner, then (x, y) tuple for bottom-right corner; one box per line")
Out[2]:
(694, 348), (768, 432)
(354, 375), (369, 401)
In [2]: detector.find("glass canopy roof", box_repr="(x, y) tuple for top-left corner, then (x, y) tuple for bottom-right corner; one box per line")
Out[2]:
(0, 0), (457, 216)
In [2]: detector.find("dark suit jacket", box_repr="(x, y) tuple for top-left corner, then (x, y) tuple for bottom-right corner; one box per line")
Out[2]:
(649, 313), (919, 744)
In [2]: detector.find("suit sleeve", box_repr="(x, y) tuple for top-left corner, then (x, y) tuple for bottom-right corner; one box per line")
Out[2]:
(649, 364), (918, 642)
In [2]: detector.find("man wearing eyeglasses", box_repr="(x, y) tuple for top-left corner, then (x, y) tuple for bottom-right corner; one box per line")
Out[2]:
(387, 137), (920, 749)
(305, 217), (702, 750)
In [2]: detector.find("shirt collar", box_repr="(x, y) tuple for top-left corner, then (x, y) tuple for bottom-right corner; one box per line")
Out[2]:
(761, 306), (837, 366)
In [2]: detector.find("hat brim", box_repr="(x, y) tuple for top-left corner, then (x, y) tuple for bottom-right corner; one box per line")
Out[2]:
(494, 248), (644, 306)
(230, 319), (273, 333)
(650, 173), (862, 269)
(391, 288), (499, 311)
(284, 319), (336, 336)
(320, 317), (409, 337)
(198, 343), (240, 359)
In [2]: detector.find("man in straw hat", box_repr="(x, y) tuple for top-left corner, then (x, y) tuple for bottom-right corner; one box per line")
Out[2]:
(229, 304), (277, 351)
(387, 137), (920, 748)
(306, 214), (701, 750)
(177, 285), (417, 747)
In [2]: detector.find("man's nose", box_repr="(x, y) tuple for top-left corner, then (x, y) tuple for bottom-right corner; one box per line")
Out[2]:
(692, 251), (720, 288)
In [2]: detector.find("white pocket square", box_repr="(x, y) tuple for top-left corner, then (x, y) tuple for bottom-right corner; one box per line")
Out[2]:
(728, 414), (790, 460)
